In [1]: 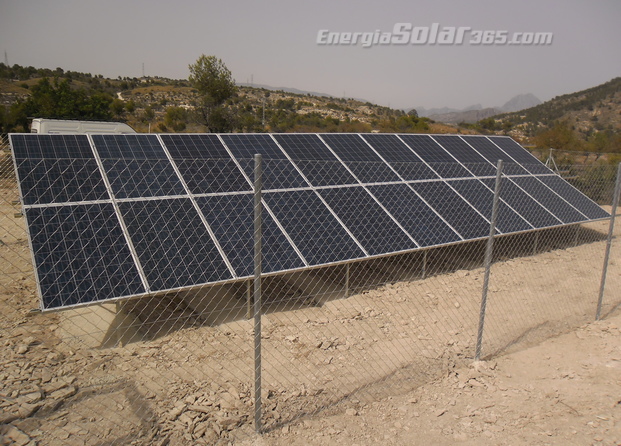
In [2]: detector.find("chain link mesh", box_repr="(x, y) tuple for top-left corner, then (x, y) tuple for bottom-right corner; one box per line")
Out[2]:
(1, 135), (619, 445)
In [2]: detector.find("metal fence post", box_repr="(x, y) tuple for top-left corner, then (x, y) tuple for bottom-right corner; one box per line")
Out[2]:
(475, 160), (503, 361)
(595, 162), (621, 321)
(253, 154), (263, 433)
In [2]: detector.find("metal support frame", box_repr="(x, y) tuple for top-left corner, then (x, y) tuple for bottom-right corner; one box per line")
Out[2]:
(246, 280), (252, 320)
(574, 224), (580, 247)
(344, 264), (350, 297)
(475, 160), (503, 361)
(596, 162), (621, 321)
(253, 154), (263, 433)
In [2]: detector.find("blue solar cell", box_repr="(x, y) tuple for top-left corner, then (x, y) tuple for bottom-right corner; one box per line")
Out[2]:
(221, 134), (307, 190)
(488, 137), (551, 174)
(367, 183), (462, 247)
(264, 189), (366, 265)
(361, 134), (439, 180)
(26, 203), (145, 309)
(399, 134), (472, 179)
(320, 134), (401, 183)
(119, 198), (232, 291)
(197, 194), (305, 277)
(447, 179), (532, 234)
(318, 186), (418, 255)
(432, 135), (497, 177)
(410, 181), (490, 239)
(273, 134), (358, 186)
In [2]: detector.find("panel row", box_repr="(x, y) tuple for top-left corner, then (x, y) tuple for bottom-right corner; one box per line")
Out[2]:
(10, 133), (610, 309)
(25, 173), (608, 308)
(11, 133), (554, 200)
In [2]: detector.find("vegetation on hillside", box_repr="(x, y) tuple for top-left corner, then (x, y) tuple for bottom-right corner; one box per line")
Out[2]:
(460, 77), (621, 161)
(0, 60), (433, 135)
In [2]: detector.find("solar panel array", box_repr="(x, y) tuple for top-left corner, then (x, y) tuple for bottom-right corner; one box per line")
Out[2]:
(10, 133), (610, 310)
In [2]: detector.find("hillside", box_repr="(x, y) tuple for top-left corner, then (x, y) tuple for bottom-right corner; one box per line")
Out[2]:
(0, 64), (466, 135)
(490, 77), (621, 141)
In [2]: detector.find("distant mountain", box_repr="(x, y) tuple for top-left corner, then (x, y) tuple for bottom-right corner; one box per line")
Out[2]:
(500, 93), (541, 113)
(413, 94), (541, 123)
(428, 107), (501, 124)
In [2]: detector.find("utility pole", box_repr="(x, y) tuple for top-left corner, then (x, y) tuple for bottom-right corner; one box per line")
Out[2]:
(4, 51), (8, 66)
(262, 98), (266, 128)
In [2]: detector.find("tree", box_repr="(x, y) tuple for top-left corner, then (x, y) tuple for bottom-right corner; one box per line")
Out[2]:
(188, 55), (236, 132)
(111, 98), (125, 117)
(533, 121), (586, 152)
(164, 106), (188, 132)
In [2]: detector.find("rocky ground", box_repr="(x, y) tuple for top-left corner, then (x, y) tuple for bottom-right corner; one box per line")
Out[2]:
(255, 313), (621, 446)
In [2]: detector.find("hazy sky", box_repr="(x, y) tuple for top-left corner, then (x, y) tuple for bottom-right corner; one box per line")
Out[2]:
(1, 0), (619, 110)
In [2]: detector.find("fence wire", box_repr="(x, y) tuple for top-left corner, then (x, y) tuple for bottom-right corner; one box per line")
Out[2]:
(0, 134), (620, 445)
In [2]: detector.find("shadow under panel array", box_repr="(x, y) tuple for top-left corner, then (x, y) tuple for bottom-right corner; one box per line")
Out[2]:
(9, 133), (610, 310)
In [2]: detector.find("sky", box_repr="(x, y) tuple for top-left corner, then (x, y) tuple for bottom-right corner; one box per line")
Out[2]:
(1, 0), (620, 111)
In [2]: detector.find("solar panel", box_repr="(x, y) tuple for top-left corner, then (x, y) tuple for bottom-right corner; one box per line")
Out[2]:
(460, 136), (529, 176)
(510, 176), (586, 224)
(319, 134), (401, 183)
(26, 203), (146, 308)
(488, 136), (552, 174)
(92, 134), (186, 198)
(221, 134), (307, 190)
(366, 183), (462, 247)
(9, 133), (611, 310)
(480, 178), (561, 229)
(161, 134), (250, 194)
(118, 198), (232, 291)
(399, 134), (473, 179)
(536, 175), (610, 220)
(446, 179), (533, 234)
(196, 194), (305, 277)
(317, 186), (418, 255)
(410, 181), (491, 239)
(432, 135), (497, 177)
(273, 134), (358, 187)
(263, 189), (366, 265)
(12, 135), (108, 205)
(361, 134), (439, 180)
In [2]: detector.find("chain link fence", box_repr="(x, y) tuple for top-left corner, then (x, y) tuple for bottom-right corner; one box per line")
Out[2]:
(1, 133), (620, 445)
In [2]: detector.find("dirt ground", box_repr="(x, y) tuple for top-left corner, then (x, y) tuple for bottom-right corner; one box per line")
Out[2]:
(1, 174), (620, 445)
(254, 312), (621, 446)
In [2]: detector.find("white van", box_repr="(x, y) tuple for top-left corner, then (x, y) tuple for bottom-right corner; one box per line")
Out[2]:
(30, 119), (136, 134)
